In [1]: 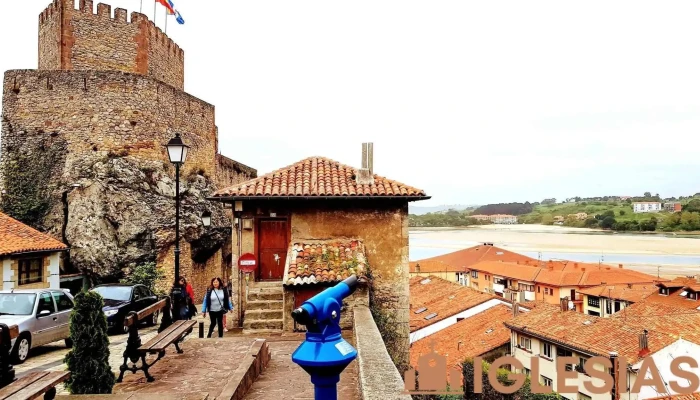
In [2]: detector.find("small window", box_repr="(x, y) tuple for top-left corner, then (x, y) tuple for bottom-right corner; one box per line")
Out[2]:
(519, 336), (531, 350)
(18, 258), (43, 286)
(471, 271), (478, 279)
(542, 376), (553, 387)
(52, 291), (73, 312)
(542, 343), (553, 358)
(523, 367), (531, 377)
(414, 307), (428, 314)
(578, 393), (592, 400)
(588, 296), (600, 308)
(424, 313), (437, 320)
(660, 288), (669, 295)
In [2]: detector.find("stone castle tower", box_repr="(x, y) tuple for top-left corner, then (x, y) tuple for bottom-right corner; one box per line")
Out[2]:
(0, 0), (256, 294)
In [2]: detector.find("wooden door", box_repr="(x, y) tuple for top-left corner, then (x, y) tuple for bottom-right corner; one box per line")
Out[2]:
(258, 219), (288, 280)
(570, 289), (575, 300)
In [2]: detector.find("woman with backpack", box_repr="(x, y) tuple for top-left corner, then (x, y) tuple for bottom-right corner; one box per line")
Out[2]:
(201, 277), (232, 338)
(179, 276), (196, 320)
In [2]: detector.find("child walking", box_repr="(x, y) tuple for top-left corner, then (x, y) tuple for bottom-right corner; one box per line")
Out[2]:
(201, 277), (232, 338)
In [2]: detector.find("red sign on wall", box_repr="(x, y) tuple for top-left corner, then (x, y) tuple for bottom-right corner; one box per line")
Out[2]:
(238, 253), (257, 273)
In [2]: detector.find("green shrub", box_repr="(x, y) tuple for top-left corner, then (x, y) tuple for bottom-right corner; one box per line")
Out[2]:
(120, 262), (166, 296)
(64, 291), (115, 394)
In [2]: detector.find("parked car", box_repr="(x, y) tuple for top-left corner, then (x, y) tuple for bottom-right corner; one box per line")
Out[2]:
(90, 284), (160, 334)
(0, 288), (75, 364)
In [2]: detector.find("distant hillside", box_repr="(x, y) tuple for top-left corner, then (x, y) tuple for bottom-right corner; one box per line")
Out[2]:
(470, 202), (533, 216)
(409, 204), (478, 215)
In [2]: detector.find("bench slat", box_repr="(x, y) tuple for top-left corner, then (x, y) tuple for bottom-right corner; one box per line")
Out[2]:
(124, 299), (167, 327)
(5, 371), (69, 400)
(139, 321), (186, 351)
(145, 321), (194, 352)
(0, 371), (50, 400)
(141, 320), (195, 353)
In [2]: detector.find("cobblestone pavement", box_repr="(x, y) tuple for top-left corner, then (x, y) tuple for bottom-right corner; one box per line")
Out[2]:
(242, 331), (360, 400)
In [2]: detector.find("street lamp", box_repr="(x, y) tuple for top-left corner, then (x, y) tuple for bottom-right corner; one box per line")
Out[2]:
(201, 211), (212, 227)
(165, 133), (190, 321)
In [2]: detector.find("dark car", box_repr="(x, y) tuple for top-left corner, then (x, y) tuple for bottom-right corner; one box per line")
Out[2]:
(90, 284), (160, 333)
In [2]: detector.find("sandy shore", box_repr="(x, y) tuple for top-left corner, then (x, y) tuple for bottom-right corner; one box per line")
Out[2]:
(411, 225), (700, 255)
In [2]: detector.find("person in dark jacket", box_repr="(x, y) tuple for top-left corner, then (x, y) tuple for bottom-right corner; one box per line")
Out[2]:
(201, 277), (233, 338)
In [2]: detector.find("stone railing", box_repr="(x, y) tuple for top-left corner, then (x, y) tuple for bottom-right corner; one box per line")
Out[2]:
(353, 305), (412, 400)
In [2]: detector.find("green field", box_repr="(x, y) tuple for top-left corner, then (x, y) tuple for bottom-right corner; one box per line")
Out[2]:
(519, 201), (658, 224)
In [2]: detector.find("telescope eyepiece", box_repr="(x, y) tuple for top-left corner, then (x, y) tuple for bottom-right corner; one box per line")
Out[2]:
(291, 306), (312, 326)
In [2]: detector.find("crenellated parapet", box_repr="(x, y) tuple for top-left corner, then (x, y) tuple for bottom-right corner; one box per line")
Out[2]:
(38, 0), (184, 90)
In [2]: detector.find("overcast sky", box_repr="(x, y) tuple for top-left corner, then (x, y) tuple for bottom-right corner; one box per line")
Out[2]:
(2, 1), (699, 206)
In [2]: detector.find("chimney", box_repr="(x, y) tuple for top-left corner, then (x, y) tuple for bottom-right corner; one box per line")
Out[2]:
(574, 263), (578, 268)
(619, 264), (623, 268)
(512, 301), (520, 317)
(356, 143), (374, 185)
(560, 298), (568, 311)
(581, 267), (586, 272)
(458, 341), (462, 350)
(638, 329), (650, 358)
(606, 266), (611, 270)
(416, 264), (420, 273)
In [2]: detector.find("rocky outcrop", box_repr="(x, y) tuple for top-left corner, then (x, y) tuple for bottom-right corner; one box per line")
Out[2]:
(63, 155), (229, 279)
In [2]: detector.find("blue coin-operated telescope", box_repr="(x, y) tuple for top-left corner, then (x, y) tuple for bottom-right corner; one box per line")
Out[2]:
(291, 275), (359, 400)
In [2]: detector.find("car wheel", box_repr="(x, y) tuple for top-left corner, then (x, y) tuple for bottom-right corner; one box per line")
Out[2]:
(12, 334), (30, 364)
(65, 337), (73, 348)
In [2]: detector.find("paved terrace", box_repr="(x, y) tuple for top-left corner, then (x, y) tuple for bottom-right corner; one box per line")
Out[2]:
(13, 306), (408, 399)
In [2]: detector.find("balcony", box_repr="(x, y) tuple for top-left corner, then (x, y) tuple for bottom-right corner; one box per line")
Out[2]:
(565, 294), (584, 303)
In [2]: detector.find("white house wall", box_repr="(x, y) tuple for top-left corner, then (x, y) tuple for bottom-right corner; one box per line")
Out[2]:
(409, 299), (528, 343)
(48, 253), (60, 289)
(630, 339), (700, 400)
(2, 258), (12, 290)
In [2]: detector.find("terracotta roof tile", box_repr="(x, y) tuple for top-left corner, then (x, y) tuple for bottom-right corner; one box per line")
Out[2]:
(506, 300), (700, 364)
(639, 286), (700, 310)
(410, 275), (501, 332)
(578, 284), (657, 303)
(470, 261), (541, 282)
(648, 393), (700, 400)
(282, 239), (368, 286)
(212, 157), (427, 199)
(410, 305), (514, 369)
(421, 245), (536, 269)
(0, 212), (67, 256)
(409, 260), (461, 273)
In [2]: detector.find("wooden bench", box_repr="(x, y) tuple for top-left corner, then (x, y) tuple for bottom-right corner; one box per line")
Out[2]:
(116, 297), (197, 383)
(0, 370), (69, 400)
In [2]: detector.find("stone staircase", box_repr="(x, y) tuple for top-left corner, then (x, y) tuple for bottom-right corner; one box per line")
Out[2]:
(243, 281), (284, 334)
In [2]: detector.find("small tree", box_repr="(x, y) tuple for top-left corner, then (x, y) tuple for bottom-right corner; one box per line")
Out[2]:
(64, 291), (115, 394)
(120, 262), (165, 296)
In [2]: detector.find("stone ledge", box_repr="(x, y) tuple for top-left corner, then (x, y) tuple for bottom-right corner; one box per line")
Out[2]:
(353, 305), (411, 400)
(217, 338), (272, 400)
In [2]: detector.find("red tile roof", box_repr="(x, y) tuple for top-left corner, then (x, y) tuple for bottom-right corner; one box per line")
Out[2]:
(639, 287), (700, 310)
(410, 305), (513, 369)
(211, 157), (427, 199)
(578, 284), (657, 303)
(648, 394), (700, 400)
(506, 300), (700, 364)
(409, 260), (463, 274)
(420, 245), (536, 269)
(409, 275), (502, 332)
(283, 240), (368, 286)
(470, 260), (661, 288)
(0, 212), (67, 256)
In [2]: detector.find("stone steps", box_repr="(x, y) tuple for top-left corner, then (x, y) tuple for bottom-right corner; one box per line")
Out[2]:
(253, 281), (283, 289)
(245, 309), (283, 321)
(243, 319), (283, 331)
(246, 300), (283, 310)
(248, 290), (283, 301)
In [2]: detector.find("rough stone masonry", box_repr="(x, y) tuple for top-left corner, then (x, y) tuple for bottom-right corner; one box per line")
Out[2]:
(0, 0), (256, 295)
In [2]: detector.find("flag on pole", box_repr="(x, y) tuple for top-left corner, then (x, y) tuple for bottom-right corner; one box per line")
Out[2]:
(156, 0), (175, 14)
(163, 0), (185, 25)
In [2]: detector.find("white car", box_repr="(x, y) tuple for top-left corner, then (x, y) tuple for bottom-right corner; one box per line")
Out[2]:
(0, 289), (74, 363)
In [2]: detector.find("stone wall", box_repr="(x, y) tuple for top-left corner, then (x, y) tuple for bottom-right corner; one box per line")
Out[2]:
(228, 200), (410, 366)
(38, 0), (185, 90)
(353, 305), (412, 400)
(215, 154), (257, 189)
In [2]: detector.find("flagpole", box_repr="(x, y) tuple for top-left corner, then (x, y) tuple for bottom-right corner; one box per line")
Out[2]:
(153, 0), (157, 24)
(140, 0), (143, 13)
(165, 7), (168, 34)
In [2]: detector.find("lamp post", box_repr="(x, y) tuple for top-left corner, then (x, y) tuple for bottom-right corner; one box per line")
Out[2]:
(165, 133), (189, 321)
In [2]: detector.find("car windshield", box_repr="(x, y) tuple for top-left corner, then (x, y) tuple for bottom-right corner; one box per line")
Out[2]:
(92, 286), (132, 302)
(0, 293), (37, 315)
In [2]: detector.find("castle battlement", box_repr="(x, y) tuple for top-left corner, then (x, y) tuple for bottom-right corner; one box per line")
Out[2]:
(38, 0), (185, 89)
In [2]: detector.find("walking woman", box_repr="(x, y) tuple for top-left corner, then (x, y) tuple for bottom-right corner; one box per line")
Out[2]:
(201, 277), (232, 338)
(179, 277), (196, 320)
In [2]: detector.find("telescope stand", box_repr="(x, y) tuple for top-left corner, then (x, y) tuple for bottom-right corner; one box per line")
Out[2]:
(311, 375), (340, 400)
